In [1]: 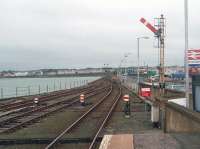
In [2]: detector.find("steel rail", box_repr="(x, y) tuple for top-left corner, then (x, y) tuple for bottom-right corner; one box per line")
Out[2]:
(0, 84), (109, 120)
(89, 85), (122, 149)
(0, 83), (103, 111)
(45, 84), (113, 149)
(0, 85), (111, 133)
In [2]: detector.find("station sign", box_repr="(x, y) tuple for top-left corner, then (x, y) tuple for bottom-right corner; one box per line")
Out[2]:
(188, 49), (200, 75)
(188, 49), (200, 66)
(140, 88), (151, 97)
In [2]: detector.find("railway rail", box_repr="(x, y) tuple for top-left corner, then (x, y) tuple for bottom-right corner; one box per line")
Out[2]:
(45, 81), (122, 149)
(0, 84), (111, 134)
(0, 79), (154, 149)
(0, 82), (108, 119)
(0, 79), (108, 121)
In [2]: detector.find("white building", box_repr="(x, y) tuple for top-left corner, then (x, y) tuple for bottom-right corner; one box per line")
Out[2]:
(14, 71), (28, 77)
(57, 69), (76, 75)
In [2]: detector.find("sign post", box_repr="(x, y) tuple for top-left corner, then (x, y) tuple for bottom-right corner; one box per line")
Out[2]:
(123, 94), (130, 118)
(187, 49), (200, 109)
(34, 97), (39, 106)
(192, 75), (200, 112)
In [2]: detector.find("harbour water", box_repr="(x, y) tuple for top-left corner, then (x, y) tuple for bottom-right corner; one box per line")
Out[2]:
(0, 76), (100, 99)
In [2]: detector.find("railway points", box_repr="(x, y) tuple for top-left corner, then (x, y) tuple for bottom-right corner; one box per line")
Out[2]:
(0, 77), (200, 149)
(0, 80), (110, 134)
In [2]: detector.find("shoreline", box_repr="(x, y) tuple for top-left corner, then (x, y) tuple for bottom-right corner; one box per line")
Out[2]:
(0, 73), (105, 79)
(0, 76), (103, 101)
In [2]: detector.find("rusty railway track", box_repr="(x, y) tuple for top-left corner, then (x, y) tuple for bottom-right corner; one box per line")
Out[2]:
(0, 83), (111, 134)
(0, 80), (108, 121)
(0, 82), (109, 122)
(45, 81), (122, 149)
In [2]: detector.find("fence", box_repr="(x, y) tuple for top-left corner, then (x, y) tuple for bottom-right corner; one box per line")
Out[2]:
(0, 80), (89, 99)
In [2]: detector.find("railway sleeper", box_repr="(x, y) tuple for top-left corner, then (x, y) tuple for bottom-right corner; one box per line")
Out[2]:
(0, 137), (103, 145)
(0, 86), (110, 133)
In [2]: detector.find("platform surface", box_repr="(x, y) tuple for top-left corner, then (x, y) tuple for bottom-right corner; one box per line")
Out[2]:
(99, 134), (134, 149)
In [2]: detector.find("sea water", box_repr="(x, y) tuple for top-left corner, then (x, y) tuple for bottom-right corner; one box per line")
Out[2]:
(0, 76), (100, 99)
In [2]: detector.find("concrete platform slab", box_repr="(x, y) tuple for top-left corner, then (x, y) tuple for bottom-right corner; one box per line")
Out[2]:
(99, 134), (134, 149)
(134, 131), (180, 149)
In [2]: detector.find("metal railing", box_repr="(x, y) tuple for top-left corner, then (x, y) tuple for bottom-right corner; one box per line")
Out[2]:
(0, 80), (89, 99)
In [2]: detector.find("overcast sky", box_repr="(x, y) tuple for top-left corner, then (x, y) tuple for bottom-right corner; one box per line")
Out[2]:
(0, 0), (199, 70)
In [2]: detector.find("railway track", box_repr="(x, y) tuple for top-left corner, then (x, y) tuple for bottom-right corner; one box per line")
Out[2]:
(0, 79), (108, 121)
(0, 83), (111, 134)
(0, 80), (153, 149)
(0, 83), (108, 120)
(45, 81), (122, 149)
(0, 78), (106, 112)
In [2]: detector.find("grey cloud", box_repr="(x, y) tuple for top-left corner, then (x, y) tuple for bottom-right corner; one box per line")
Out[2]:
(0, 0), (199, 70)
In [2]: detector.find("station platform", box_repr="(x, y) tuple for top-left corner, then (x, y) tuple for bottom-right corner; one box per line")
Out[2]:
(99, 131), (200, 149)
(99, 134), (134, 149)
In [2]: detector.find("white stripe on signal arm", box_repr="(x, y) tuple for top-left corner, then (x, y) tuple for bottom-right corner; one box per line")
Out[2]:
(144, 20), (148, 26)
(123, 98), (129, 101)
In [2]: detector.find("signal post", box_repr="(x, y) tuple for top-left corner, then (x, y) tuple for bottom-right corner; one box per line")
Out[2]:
(80, 94), (85, 106)
(123, 94), (131, 118)
(140, 14), (166, 96)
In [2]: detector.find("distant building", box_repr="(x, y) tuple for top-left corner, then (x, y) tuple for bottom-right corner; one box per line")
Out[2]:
(57, 69), (76, 75)
(28, 70), (43, 76)
(165, 66), (184, 75)
(42, 69), (57, 76)
(1, 71), (15, 77)
(14, 71), (28, 77)
(0, 67), (117, 78)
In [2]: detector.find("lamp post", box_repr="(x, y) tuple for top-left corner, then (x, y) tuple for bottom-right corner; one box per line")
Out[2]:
(104, 64), (109, 73)
(118, 59), (124, 78)
(118, 53), (131, 81)
(137, 36), (149, 93)
(184, 0), (190, 108)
